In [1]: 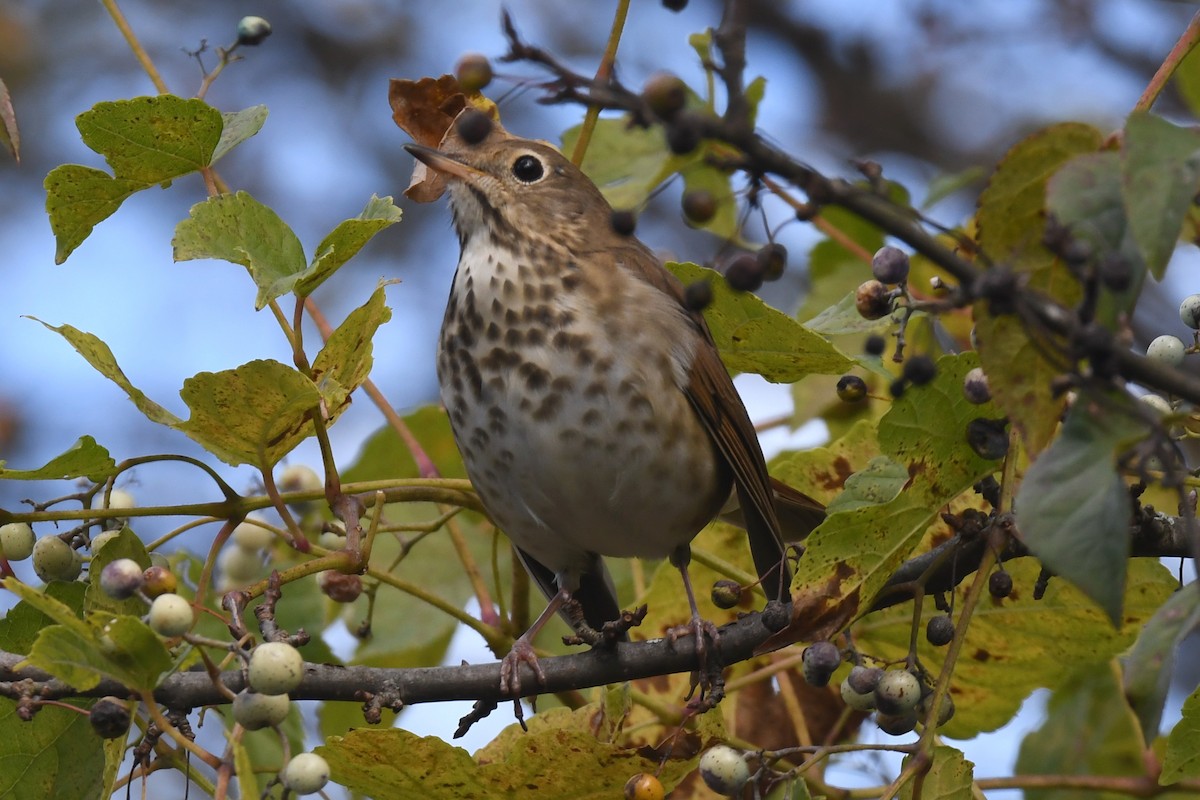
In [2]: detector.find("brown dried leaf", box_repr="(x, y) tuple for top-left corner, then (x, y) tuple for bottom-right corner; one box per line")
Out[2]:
(0, 77), (19, 163)
(388, 74), (500, 202)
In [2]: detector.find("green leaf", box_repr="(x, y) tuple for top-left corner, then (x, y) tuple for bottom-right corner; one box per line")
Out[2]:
(4, 578), (91, 638)
(44, 165), (141, 264)
(1123, 582), (1200, 746)
(33, 319), (181, 426)
(1015, 397), (1143, 626)
(0, 698), (105, 800)
(793, 353), (1000, 635)
(177, 359), (322, 468)
(922, 166), (987, 210)
(974, 122), (1102, 456)
(1176, 40), (1200, 118)
(212, 105), (269, 164)
(824, 455), (907, 514)
(855, 559), (1176, 738)
(806, 290), (902, 337)
(667, 261), (853, 381)
(1046, 151), (1146, 324)
(341, 406), (467, 483)
(172, 191), (307, 310)
(744, 76), (766, 127)
(688, 29), (713, 64)
(899, 746), (974, 800)
(563, 119), (692, 211)
(85, 527), (151, 617)
(298, 195), (403, 297)
(1121, 111), (1200, 280)
(311, 283), (392, 420)
(0, 435), (115, 482)
(1016, 661), (1147, 800)
(76, 96), (222, 183)
(1163, 685), (1200, 783)
(85, 613), (174, 689)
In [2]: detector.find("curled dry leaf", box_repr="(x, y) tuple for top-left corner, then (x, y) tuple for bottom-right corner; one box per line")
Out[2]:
(388, 74), (499, 202)
(0, 78), (19, 163)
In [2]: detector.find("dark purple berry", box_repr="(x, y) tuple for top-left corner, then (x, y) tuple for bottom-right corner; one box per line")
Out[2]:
(756, 243), (788, 281)
(989, 570), (1013, 598)
(836, 374), (868, 403)
(926, 614), (954, 646)
(725, 254), (764, 293)
(902, 355), (936, 386)
(455, 109), (492, 146)
(871, 246), (910, 285)
(610, 209), (637, 236)
(684, 280), (714, 311)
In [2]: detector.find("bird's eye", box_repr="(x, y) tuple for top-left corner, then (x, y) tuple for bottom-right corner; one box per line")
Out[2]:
(511, 154), (545, 183)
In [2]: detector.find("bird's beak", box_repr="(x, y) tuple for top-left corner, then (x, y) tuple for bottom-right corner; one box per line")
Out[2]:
(404, 144), (485, 182)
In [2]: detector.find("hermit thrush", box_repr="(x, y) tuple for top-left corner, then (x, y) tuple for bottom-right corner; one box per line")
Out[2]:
(405, 115), (823, 704)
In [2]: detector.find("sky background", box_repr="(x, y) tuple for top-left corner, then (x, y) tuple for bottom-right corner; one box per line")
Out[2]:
(2, 0), (1198, 793)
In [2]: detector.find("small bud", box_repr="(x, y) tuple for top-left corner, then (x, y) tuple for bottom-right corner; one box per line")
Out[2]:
(855, 280), (893, 320)
(454, 53), (493, 93)
(455, 109), (492, 147)
(236, 16), (272, 47)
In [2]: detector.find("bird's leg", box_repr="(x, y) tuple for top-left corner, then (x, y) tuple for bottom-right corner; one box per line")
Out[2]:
(501, 585), (569, 726)
(665, 545), (721, 669)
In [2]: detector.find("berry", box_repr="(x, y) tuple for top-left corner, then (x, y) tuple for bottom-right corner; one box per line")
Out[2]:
(100, 558), (145, 600)
(682, 189), (718, 224)
(874, 670), (922, 715)
(710, 579), (743, 610)
(684, 280), (713, 312)
(281, 752), (330, 795)
(864, 334), (887, 357)
(232, 515), (274, 551)
(988, 570), (1013, 599)
(624, 772), (665, 800)
(1097, 253), (1131, 292)
(902, 355), (936, 386)
(847, 665), (883, 695)
(235, 16), (272, 46)
(889, 378), (907, 399)
(90, 531), (119, 552)
(318, 571), (363, 603)
(840, 677), (877, 711)
(89, 696), (131, 739)
(317, 531), (348, 551)
(836, 374), (868, 403)
(963, 367), (991, 404)
(0, 522), (35, 561)
(801, 641), (841, 687)
(249, 641), (305, 695)
(665, 115), (701, 155)
(104, 489), (136, 511)
(918, 691), (956, 727)
(219, 545), (263, 584)
(871, 246), (910, 285)
(925, 614), (954, 646)
(757, 243), (788, 281)
(876, 710), (919, 736)
(698, 745), (750, 796)
(662, 0), (689, 11)
(855, 280), (893, 320)
(148, 593), (194, 637)
(1140, 393), (1173, 416)
(975, 267), (1019, 316)
(725, 254), (764, 293)
(1147, 335), (1186, 368)
(1180, 294), (1200, 329)
(610, 209), (637, 236)
(32, 536), (82, 583)
(455, 109), (492, 147)
(966, 418), (1009, 460)
(232, 690), (291, 731)
(455, 53), (493, 93)
(642, 73), (688, 120)
(142, 565), (177, 598)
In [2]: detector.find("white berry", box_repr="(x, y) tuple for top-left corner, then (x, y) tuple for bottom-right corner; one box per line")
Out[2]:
(148, 593), (194, 637)
(32, 536), (82, 582)
(99, 558), (145, 599)
(0, 522), (36, 561)
(90, 530), (120, 552)
(1140, 393), (1173, 416)
(1180, 294), (1200, 329)
(875, 670), (922, 715)
(698, 744), (750, 796)
(218, 545), (262, 583)
(232, 690), (291, 730)
(840, 677), (877, 711)
(248, 641), (304, 695)
(232, 515), (274, 551)
(1147, 334), (1186, 367)
(281, 752), (330, 795)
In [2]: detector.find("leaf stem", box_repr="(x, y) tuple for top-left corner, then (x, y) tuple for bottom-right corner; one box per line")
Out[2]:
(569, 0), (632, 166)
(1133, 9), (1200, 113)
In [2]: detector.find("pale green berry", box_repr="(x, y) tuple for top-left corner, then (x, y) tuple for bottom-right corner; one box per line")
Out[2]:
(0, 522), (36, 561)
(104, 489), (136, 510)
(1180, 294), (1200, 329)
(1147, 334), (1186, 367)
(840, 677), (877, 711)
(232, 690), (291, 730)
(248, 641), (304, 695)
(317, 531), (347, 550)
(90, 530), (120, 552)
(148, 593), (194, 637)
(875, 670), (922, 715)
(281, 752), (330, 795)
(1140, 393), (1173, 416)
(32, 536), (82, 582)
(232, 515), (274, 551)
(218, 545), (262, 583)
(698, 744), (750, 796)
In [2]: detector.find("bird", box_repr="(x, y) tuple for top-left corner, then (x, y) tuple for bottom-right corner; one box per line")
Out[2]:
(405, 112), (824, 708)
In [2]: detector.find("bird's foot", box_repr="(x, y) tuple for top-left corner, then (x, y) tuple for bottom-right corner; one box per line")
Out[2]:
(563, 604), (647, 648)
(667, 614), (722, 661)
(499, 636), (546, 730)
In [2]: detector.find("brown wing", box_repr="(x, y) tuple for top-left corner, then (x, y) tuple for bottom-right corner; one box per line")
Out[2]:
(615, 242), (809, 602)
